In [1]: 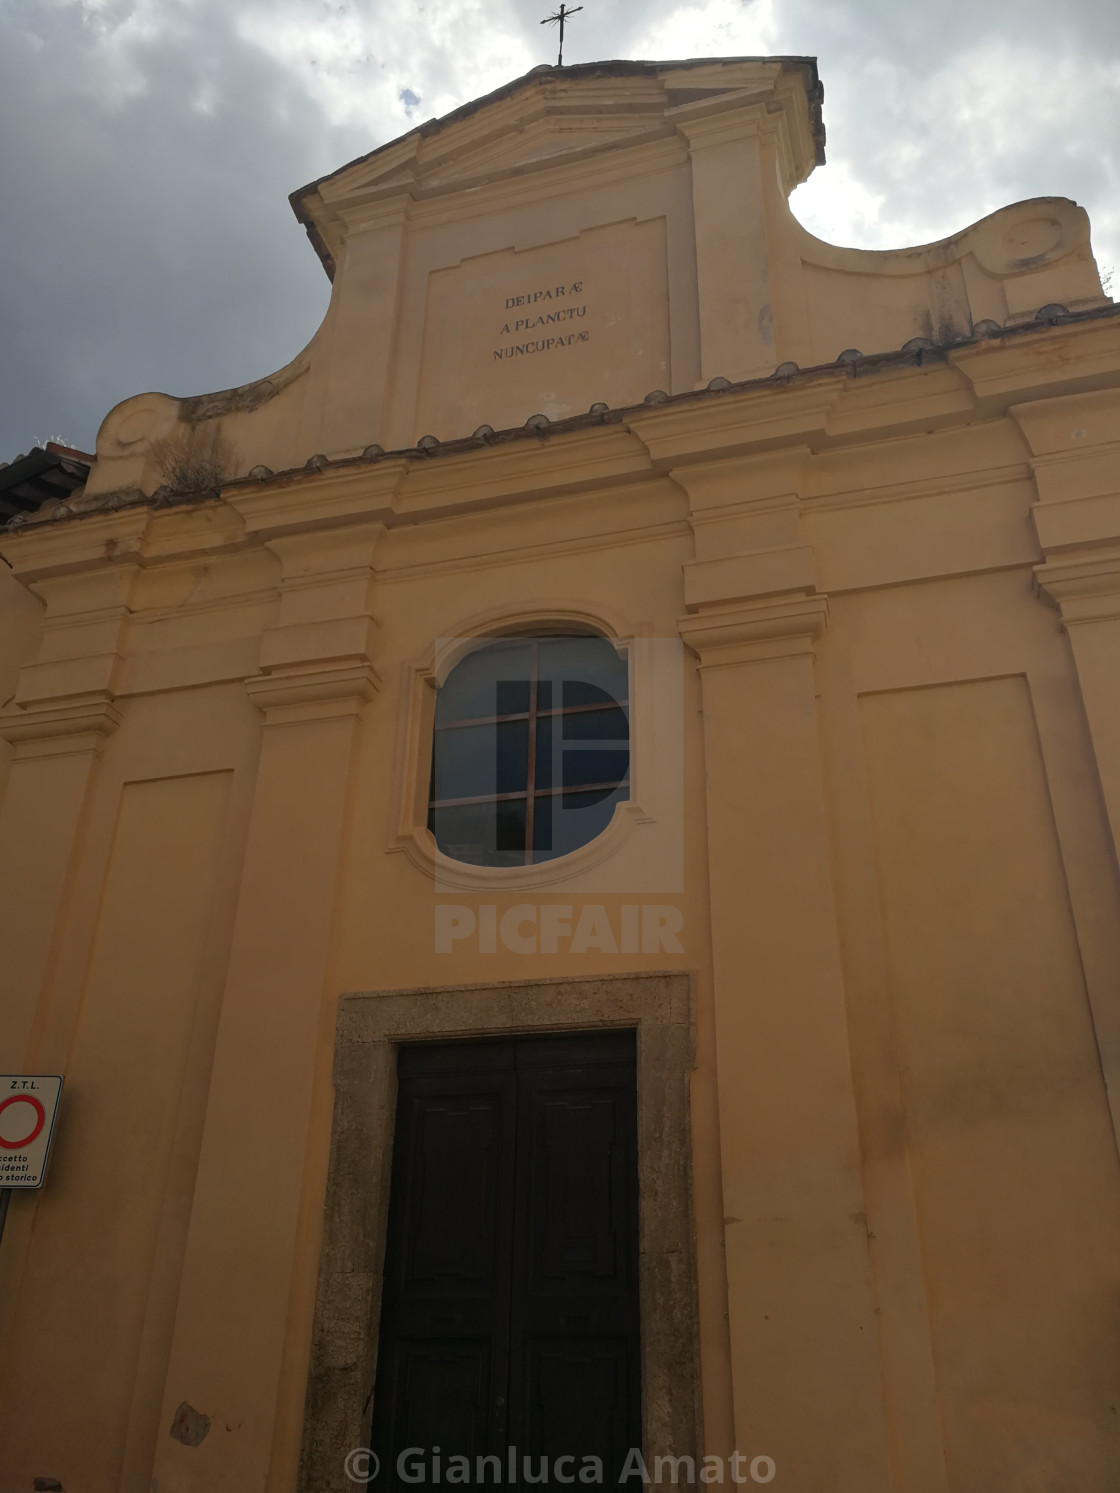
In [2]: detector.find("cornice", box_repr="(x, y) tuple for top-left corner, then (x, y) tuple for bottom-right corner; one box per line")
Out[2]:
(0, 508), (152, 582)
(951, 318), (1120, 405)
(225, 461), (408, 537)
(393, 428), (654, 517)
(405, 132), (689, 231)
(10, 312), (1118, 577)
(377, 514), (690, 586)
(311, 125), (689, 248)
(803, 461), (1031, 515)
(1006, 385), (1120, 453)
(628, 381), (842, 466)
(413, 86), (670, 176)
(822, 365), (975, 440)
(223, 429), (655, 538)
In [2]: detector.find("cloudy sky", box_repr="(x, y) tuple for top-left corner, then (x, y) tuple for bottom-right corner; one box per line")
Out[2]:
(1, 0), (1117, 458)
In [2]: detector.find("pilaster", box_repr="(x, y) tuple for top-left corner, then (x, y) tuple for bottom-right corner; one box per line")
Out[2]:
(1014, 393), (1120, 1140)
(675, 101), (781, 385)
(0, 512), (147, 1070)
(1016, 391), (1120, 857)
(151, 511), (382, 1493)
(318, 196), (412, 455)
(676, 452), (891, 1490)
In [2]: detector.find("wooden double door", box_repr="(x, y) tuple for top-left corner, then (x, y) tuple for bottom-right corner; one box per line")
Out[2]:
(369, 1031), (641, 1488)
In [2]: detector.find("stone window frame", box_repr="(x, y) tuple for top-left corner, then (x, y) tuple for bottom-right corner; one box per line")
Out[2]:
(299, 971), (701, 1493)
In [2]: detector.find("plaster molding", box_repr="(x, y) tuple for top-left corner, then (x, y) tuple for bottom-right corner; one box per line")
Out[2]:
(296, 58), (810, 252)
(1034, 545), (1120, 625)
(226, 466), (407, 538)
(673, 96), (767, 149)
(805, 461), (1032, 516)
(628, 382), (841, 466)
(404, 133), (688, 231)
(336, 193), (414, 237)
(245, 661), (380, 726)
(0, 509), (152, 583)
(952, 318), (1120, 404)
(669, 69), (815, 189)
(679, 593), (829, 666)
(0, 694), (122, 759)
(683, 544), (816, 611)
(393, 429), (653, 513)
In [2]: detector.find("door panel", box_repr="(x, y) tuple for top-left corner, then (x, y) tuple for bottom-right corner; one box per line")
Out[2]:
(398, 1342), (493, 1457)
(370, 1032), (640, 1489)
(525, 1340), (631, 1468)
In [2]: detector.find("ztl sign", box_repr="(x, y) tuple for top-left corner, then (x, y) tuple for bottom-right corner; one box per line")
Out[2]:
(0, 1076), (63, 1188)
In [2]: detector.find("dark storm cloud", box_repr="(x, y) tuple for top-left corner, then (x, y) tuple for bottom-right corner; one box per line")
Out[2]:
(1, 0), (1116, 457)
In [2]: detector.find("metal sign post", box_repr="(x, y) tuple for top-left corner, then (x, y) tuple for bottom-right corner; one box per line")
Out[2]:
(0, 1076), (64, 1250)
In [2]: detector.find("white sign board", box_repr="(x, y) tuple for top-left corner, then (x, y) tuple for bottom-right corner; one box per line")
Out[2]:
(0, 1076), (63, 1188)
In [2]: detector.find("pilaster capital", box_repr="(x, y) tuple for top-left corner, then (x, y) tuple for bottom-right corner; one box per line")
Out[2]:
(678, 593), (829, 666)
(245, 661), (379, 726)
(0, 694), (122, 759)
(1034, 545), (1120, 626)
(669, 65), (818, 188)
(673, 98), (766, 151)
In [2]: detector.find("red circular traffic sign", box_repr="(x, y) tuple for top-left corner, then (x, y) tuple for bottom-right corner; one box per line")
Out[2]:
(0, 1094), (45, 1149)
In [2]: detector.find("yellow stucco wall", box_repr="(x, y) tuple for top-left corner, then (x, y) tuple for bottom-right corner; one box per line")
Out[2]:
(1, 56), (1119, 1493)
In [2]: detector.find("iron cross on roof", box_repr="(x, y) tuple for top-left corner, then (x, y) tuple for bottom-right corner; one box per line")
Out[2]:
(541, 4), (583, 66)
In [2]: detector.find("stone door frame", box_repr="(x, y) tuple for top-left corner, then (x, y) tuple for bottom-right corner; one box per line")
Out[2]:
(299, 971), (701, 1493)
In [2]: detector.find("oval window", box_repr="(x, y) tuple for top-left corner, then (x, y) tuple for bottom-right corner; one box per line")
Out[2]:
(428, 634), (630, 867)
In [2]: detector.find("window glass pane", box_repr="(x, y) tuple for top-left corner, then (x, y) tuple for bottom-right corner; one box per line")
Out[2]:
(495, 678), (531, 718)
(537, 718), (630, 790)
(437, 642), (532, 724)
(432, 800), (528, 866)
(532, 795), (552, 855)
(562, 704), (629, 740)
(538, 637), (627, 706)
(562, 746), (630, 791)
(432, 720), (528, 801)
(534, 786), (626, 861)
(561, 679), (623, 710)
(495, 799), (529, 858)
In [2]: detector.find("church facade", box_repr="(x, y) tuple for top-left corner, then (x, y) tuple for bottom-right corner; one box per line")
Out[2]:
(2, 55), (1120, 1493)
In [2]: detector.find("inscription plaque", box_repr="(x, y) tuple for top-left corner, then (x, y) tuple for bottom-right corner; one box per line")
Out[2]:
(414, 219), (670, 440)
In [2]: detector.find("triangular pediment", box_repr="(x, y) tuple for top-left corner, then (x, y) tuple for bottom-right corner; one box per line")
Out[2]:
(293, 58), (821, 276)
(423, 112), (663, 186)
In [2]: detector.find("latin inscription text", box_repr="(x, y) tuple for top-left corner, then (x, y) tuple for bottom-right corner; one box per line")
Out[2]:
(493, 281), (590, 362)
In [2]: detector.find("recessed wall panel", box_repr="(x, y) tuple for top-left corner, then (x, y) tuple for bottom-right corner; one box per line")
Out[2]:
(414, 218), (670, 441)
